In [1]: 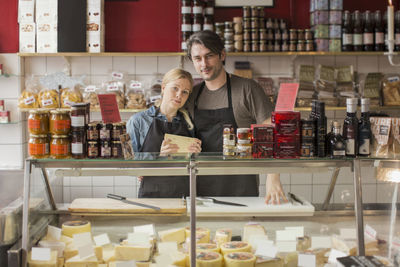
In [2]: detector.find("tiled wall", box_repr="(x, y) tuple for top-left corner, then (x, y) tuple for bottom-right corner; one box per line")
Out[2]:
(1, 53), (400, 205)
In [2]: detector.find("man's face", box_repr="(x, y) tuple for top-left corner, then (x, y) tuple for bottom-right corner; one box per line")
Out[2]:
(190, 43), (225, 81)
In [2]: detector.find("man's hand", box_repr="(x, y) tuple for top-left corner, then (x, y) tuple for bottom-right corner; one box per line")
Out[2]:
(265, 173), (288, 205)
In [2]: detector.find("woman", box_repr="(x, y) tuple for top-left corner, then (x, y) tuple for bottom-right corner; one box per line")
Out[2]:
(127, 68), (202, 198)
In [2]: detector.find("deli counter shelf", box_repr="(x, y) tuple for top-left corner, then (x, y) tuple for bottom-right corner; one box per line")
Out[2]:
(294, 105), (400, 112)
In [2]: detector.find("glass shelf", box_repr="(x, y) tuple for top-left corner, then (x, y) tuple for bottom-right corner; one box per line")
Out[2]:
(294, 105), (400, 111)
(0, 122), (18, 125)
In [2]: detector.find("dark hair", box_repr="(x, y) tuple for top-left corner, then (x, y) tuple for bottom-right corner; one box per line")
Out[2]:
(186, 30), (225, 60)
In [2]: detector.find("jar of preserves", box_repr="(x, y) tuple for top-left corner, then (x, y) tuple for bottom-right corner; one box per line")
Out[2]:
(87, 141), (99, 159)
(215, 22), (224, 32)
(71, 130), (86, 159)
(243, 30), (251, 41)
(112, 141), (123, 158)
(225, 41), (234, 52)
(243, 6), (250, 18)
(281, 40), (289, 52)
(87, 122), (99, 141)
(250, 17), (259, 29)
(181, 0), (191, 15)
(28, 134), (49, 159)
(289, 41), (297, 51)
(100, 123), (112, 141)
(282, 29), (289, 41)
(250, 6), (258, 17)
(305, 29), (313, 40)
(279, 19), (287, 30)
(182, 14), (192, 32)
(297, 29), (305, 40)
(243, 18), (251, 30)
(306, 40), (314, 51)
(71, 103), (86, 128)
(236, 140), (252, 159)
(267, 28), (274, 41)
(266, 18), (273, 29)
(267, 41), (274, 51)
(251, 41), (259, 52)
(257, 6), (264, 18)
(289, 29), (297, 41)
(237, 128), (251, 140)
(224, 21), (233, 30)
(274, 29), (282, 40)
(224, 29), (234, 41)
(274, 40), (281, 52)
(50, 109), (71, 135)
(50, 135), (71, 159)
(259, 29), (267, 40)
(243, 41), (251, 52)
(297, 40), (305, 51)
(101, 140), (112, 158)
(205, 0), (214, 15)
(259, 40), (267, 52)
(28, 109), (49, 135)
(251, 29), (259, 41)
(192, 0), (203, 14)
(223, 144), (236, 158)
(112, 122), (124, 141)
(193, 14), (203, 32)
(204, 16), (214, 31)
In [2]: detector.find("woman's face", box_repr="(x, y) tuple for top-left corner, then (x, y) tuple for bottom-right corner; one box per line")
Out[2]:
(161, 78), (191, 110)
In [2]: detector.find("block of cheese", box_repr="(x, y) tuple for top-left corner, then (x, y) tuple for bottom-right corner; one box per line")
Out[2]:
(171, 251), (187, 267)
(158, 228), (186, 244)
(39, 240), (65, 257)
(94, 246), (103, 262)
(65, 255), (98, 267)
(224, 252), (256, 267)
(64, 242), (78, 260)
(214, 229), (232, 246)
(302, 248), (330, 265)
(102, 246), (115, 263)
(28, 250), (58, 267)
(331, 235), (378, 256)
(98, 265), (107, 267)
(62, 221), (91, 238)
(196, 251), (223, 267)
(256, 256), (284, 267)
(57, 257), (64, 267)
(197, 243), (220, 253)
(276, 252), (298, 267)
(114, 244), (152, 261)
(243, 223), (266, 242)
(296, 236), (311, 252)
(109, 262), (151, 267)
(185, 227), (211, 243)
(220, 241), (251, 255)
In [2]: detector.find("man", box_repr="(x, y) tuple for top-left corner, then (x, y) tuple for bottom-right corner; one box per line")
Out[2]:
(185, 30), (286, 204)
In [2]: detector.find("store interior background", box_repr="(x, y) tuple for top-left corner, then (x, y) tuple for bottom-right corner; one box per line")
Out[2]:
(0, 0), (400, 205)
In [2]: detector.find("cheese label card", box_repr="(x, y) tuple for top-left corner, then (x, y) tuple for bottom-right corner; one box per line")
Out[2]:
(276, 230), (297, 241)
(276, 241), (297, 252)
(275, 83), (299, 111)
(285, 226), (304, 237)
(298, 254), (316, 267)
(365, 224), (377, 240)
(255, 241), (277, 258)
(127, 232), (149, 246)
(311, 236), (332, 249)
(31, 247), (51, 261)
(249, 235), (270, 250)
(328, 249), (347, 264)
(164, 133), (198, 153)
(98, 93), (121, 123)
(116, 261), (136, 267)
(73, 232), (92, 247)
(133, 224), (155, 236)
(77, 243), (95, 259)
(340, 228), (357, 240)
(94, 233), (110, 247)
(158, 242), (178, 254)
(47, 225), (61, 240)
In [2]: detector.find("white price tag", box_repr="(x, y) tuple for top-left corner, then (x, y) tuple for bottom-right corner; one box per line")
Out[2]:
(127, 232), (149, 246)
(311, 236), (331, 249)
(107, 85), (119, 91)
(129, 81), (142, 89)
(24, 96), (36, 105)
(31, 247), (51, 261)
(285, 226), (304, 238)
(276, 230), (297, 241)
(93, 233), (110, 247)
(77, 243), (95, 259)
(73, 232), (92, 247)
(255, 241), (277, 258)
(41, 98), (54, 107)
(365, 224), (377, 240)
(276, 241), (297, 252)
(133, 224), (155, 236)
(47, 225), (61, 240)
(340, 228), (357, 240)
(158, 242), (178, 254)
(85, 85), (97, 92)
(63, 99), (76, 107)
(298, 254), (316, 267)
(112, 71), (124, 80)
(248, 235), (270, 250)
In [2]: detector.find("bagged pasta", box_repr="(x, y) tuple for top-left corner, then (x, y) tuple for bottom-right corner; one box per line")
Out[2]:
(39, 88), (59, 108)
(382, 75), (400, 106)
(83, 85), (100, 109)
(126, 81), (147, 109)
(19, 75), (40, 108)
(60, 84), (83, 108)
(370, 117), (392, 158)
(316, 65), (336, 93)
(102, 80), (125, 109)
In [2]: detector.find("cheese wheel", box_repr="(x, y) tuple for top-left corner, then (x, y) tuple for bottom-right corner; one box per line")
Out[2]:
(196, 251), (223, 267)
(214, 229), (232, 245)
(197, 243), (220, 253)
(220, 241), (251, 255)
(224, 252), (256, 267)
(61, 221), (91, 238)
(185, 227), (210, 243)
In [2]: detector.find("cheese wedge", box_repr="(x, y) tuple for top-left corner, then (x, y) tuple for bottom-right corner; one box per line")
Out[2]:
(185, 227), (210, 243)
(62, 221), (91, 238)
(196, 251), (223, 267)
(94, 246), (103, 262)
(303, 248), (330, 265)
(64, 242), (78, 260)
(171, 251), (187, 267)
(197, 243), (220, 253)
(102, 245), (115, 263)
(27, 250), (58, 267)
(57, 257), (64, 267)
(276, 252), (298, 267)
(224, 252), (256, 267)
(256, 256), (284, 267)
(296, 236), (311, 252)
(331, 235), (379, 256)
(158, 228), (186, 244)
(243, 223), (266, 242)
(64, 255), (98, 267)
(220, 241), (251, 255)
(214, 229), (232, 246)
(114, 244), (152, 261)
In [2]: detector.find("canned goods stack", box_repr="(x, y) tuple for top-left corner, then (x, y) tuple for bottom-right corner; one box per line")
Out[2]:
(289, 28), (315, 52)
(310, 0), (343, 51)
(233, 17), (243, 52)
(181, 0), (215, 51)
(222, 124), (236, 158)
(224, 21), (234, 52)
(251, 124), (274, 158)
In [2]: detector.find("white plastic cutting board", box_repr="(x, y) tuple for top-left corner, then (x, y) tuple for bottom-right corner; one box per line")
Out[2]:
(187, 197), (314, 217)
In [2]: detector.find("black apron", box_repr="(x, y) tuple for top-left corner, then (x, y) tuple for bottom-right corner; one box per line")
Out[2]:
(139, 108), (191, 198)
(194, 73), (259, 196)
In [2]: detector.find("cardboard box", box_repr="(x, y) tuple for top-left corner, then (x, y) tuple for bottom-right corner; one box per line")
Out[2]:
(36, 0), (58, 23)
(18, 0), (35, 23)
(37, 22), (58, 53)
(19, 23), (36, 53)
(87, 29), (104, 53)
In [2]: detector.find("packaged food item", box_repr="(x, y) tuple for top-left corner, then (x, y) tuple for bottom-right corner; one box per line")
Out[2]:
(363, 72), (383, 102)
(316, 65), (336, 93)
(392, 118), (400, 158)
(19, 75), (40, 109)
(87, 122), (100, 141)
(71, 129), (86, 159)
(0, 111), (10, 123)
(60, 85), (83, 108)
(100, 123), (112, 141)
(120, 133), (134, 159)
(251, 124), (274, 142)
(126, 81), (147, 109)
(28, 109), (49, 134)
(28, 134), (49, 159)
(370, 117), (392, 158)
(102, 80), (125, 109)
(100, 140), (112, 158)
(236, 128), (251, 141)
(70, 103), (87, 128)
(382, 75), (400, 106)
(148, 75), (162, 107)
(112, 122), (124, 141)
(83, 85), (100, 109)
(87, 141), (99, 159)
(112, 140), (123, 158)
(236, 140), (252, 159)
(49, 109), (71, 135)
(252, 142), (274, 158)
(39, 88), (60, 108)
(272, 111), (301, 136)
(0, 99), (3, 111)
(50, 135), (71, 159)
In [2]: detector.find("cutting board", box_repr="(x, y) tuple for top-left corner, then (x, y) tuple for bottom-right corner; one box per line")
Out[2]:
(69, 198), (186, 215)
(187, 197), (314, 217)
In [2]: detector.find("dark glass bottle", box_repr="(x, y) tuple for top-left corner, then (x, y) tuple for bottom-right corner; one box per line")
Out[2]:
(329, 121), (346, 159)
(326, 120), (334, 156)
(395, 11), (400, 51)
(384, 11), (388, 51)
(343, 98), (358, 157)
(358, 98), (371, 156)
(374, 11), (385, 51)
(363, 11), (374, 51)
(310, 100), (327, 157)
(353, 11), (363, 51)
(342, 10), (354, 51)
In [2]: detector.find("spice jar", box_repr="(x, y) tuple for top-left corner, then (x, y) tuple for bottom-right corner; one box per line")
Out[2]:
(28, 134), (49, 159)
(193, 14), (203, 32)
(112, 141), (123, 158)
(28, 109), (49, 135)
(236, 140), (252, 159)
(100, 123), (112, 141)
(50, 109), (71, 135)
(70, 103), (86, 128)
(100, 140), (112, 158)
(50, 135), (71, 159)
(87, 141), (99, 159)
(243, 6), (250, 18)
(112, 122), (124, 141)
(192, 0), (203, 14)
(306, 40), (314, 51)
(237, 128), (251, 140)
(71, 129), (86, 159)
(250, 6), (258, 17)
(87, 122), (100, 141)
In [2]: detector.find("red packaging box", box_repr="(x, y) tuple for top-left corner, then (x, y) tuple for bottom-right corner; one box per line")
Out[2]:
(251, 124), (274, 142)
(272, 111), (301, 136)
(274, 142), (300, 159)
(252, 142), (274, 158)
(274, 134), (300, 144)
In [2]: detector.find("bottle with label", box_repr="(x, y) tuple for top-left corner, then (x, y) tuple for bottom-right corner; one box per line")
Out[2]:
(358, 98), (371, 156)
(384, 11), (389, 51)
(326, 120), (334, 156)
(342, 11), (353, 51)
(310, 100), (326, 157)
(352, 10), (363, 51)
(343, 98), (358, 157)
(329, 121), (346, 159)
(374, 10), (385, 51)
(363, 10), (374, 51)
(395, 11), (400, 51)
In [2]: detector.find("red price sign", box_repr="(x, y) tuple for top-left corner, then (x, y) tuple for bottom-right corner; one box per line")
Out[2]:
(275, 83), (299, 112)
(98, 94), (121, 123)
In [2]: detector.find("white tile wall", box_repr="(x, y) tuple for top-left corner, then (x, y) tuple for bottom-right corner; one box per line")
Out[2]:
(0, 54), (21, 75)
(71, 57), (91, 75)
(135, 57), (157, 75)
(158, 56), (181, 73)
(91, 56), (113, 75)
(112, 57), (135, 74)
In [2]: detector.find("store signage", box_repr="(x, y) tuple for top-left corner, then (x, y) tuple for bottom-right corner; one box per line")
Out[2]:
(98, 93), (122, 123)
(275, 83), (299, 111)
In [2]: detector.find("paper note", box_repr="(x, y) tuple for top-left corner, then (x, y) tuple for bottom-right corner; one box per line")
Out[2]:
(311, 236), (332, 249)
(298, 254), (316, 267)
(73, 232), (92, 247)
(285, 226), (304, 238)
(127, 232), (149, 246)
(47, 225), (61, 240)
(275, 83), (299, 111)
(134, 224), (155, 236)
(365, 224), (377, 240)
(164, 133), (197, 153)
(158, 242), (178, 254)
(93, 233), (110, 247)
(31, 247), (51, 261)
(98, 93), (121, 123)
(248, 235), (270, 250)
(255, 240), (277, 258)
(328, 249), (347, 264)
(340, 228), (357, 240)
(276, 241), (297, 252)
(78, 243), (95, 259)
(276, 230), (297, 241)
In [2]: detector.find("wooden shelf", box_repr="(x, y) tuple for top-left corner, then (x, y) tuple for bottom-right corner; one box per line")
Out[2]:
(294, 105), (400, 111)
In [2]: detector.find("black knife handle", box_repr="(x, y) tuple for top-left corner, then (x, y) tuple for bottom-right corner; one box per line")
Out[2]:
(107, 193), (126, 201)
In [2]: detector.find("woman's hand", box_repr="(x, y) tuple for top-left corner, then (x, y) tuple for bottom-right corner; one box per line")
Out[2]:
(188, 138), (202, 153)
(265, 174), (288, 205)
(160, 138), (179, 156)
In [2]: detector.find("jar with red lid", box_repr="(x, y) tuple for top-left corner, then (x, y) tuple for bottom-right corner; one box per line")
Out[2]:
(28, 134), (49, 159)
(50, 135), (71, 159)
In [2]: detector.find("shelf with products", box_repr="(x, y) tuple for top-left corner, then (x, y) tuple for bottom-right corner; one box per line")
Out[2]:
(20, 108), (147, 113)
(294, 105), (400, 112)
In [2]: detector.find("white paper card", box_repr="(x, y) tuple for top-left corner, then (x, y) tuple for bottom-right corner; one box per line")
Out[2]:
(133, 224), (155, 236)
(311, 236), (331, 249)
(340, 228), (357, 240)
(158, 242), (178, 254)
(298, 254), (316, 267)
(77, 243), (95, 259)
(255, 241), (277, 258)
(116, 261), (136, 267)
(328, 249), (347, 263)
(365, 224), (377, 240)
(94, 233), (110, 247)
(47, 225), (61, 240)
(249, 235), (270, 250)
(276, 230), (297, 241)
(276, 241), (297, 252)
(31, 247), (51, 261)
(73, 232), (92, 247)
(127, 232), (149, 246)
(285, 226), (304, 237)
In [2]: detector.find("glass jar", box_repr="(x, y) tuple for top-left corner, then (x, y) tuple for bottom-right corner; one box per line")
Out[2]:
(87, 141), (99, 159)
(28, 109), (49, 135)
(236, 140), (252, 159)
(250, 17), (259, 29)
(297, 40), (305, 51)
(251, 29), (259, 41)
(71, 129), (86, 159)
(259, 29), (267, 40)
(205, 0), (214, 15)
(101, 140), (112, 159)
(70, 103), (86, 128)
(251, 41), (259, 52)
(279, 19), (287, 30)
(112, 141), (123, 158)
(224, 29), (234, 41)
(100, 123), (112, 141)
(225, 40), (234, 52)
(28, 134), (49, 159)
(250, 6), (258, 17)
(181, 0), (192, 15)
(87, 122), (100, 141)
(289, 41), (297, 52)
(267, 28), (274, 41)
(259, 40), (267, 52)
(215, 22), (224, 32)
(274, 29), (282, 40)
(306, 40), (314, 51)
(50, 109), (71, 135)
(193, 14), (203, 32)
(237, 128), (251, 140)
(182, 14), (192, 32)
(266, 18), (273, 29)
(193, 0), (203, 15)
(112, 122), (124, 141)
(257, 6), (264, 18)
(224, 21), (233, 30)
(282, 29), (289, 41)
(289, 29), (297, 41)
(274, 40), (281, 52)
(223, 144), (236, 158)
(243, 6), (250, 18)
(243, 41), (251, 52)
(50, 135), (71, 159)
(305, 29), (313, 40)
(204, 15), (214, 31)
(267, 41), (274, 51)
(297, 29), (305, 40)
(281, 40), (289, 52)
(233, 17), (243, 33)
(243, 18), (251, 30)
(243, 30), (251, 41)
(234, 40), (243, 52)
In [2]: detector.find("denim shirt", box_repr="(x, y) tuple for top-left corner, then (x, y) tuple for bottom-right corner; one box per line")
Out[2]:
(126, 106), (194, 152)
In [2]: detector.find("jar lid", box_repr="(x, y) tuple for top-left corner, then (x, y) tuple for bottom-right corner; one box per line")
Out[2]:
(112, 122), (124, 126)
(52, 135), (69, 138)
(112, 141), (122, 144)
(88, 141), (98, 144)
(29, 109), (49, 114)
(289, 28), (297, 32)
(237, 139), (251, 144)
(71, 103), (87, 109)
(50, 109), (69, 114)
(30, 134), (48, 138)
(237, 128), (251, 133)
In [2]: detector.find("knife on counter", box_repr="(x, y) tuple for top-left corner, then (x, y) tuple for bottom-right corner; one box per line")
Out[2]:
(197, 197), (247, 207)
(287, 192), (304, 205)
(107, 194), (161, 211)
